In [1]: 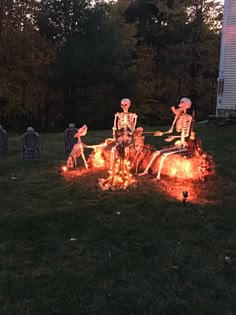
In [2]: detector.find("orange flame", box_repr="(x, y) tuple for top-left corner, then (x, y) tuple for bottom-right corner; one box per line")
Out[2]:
(92, 148), (106, 168)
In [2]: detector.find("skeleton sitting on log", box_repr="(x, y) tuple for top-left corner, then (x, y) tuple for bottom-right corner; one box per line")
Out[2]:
(110, 98), (137, 168)
(131, 127), (145, 174)
(97, 99), (138, 191)
(139, 97), (193, 179)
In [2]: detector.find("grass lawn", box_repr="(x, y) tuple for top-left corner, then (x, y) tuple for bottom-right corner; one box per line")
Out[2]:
(0, 124), (235, 314)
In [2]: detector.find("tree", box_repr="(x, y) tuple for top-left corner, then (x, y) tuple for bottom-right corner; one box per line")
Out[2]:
(37, 0), (137, 128)
(0, 0), (55, 128)
(125, 0), (223, 121)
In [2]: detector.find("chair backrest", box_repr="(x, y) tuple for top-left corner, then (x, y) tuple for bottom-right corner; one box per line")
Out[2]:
(64, 127), (78, 145)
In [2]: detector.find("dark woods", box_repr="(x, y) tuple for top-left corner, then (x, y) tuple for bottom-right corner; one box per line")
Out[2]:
(0, 0), (223, 131)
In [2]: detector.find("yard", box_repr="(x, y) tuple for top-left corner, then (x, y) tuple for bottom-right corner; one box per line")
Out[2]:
(0, 124), (235, 314)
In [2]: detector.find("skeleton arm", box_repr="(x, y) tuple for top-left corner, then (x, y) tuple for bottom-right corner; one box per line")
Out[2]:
(168, 115), (178, 133)
(154, 115), (178, 136)
(85, 143), (107, 149)
(133, 114), (138, 132)
(165, 135), (181, 142)
(112, 113), (118, 139)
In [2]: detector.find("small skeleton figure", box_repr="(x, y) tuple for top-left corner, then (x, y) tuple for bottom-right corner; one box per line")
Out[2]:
(139, 98), (193, 179)
(110, 98), (138, 168)
(67, 124), (88, 169)
(132, 127), (145, 174)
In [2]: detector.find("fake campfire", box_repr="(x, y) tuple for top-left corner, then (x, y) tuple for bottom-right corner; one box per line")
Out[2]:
(62, 97), (213, 198)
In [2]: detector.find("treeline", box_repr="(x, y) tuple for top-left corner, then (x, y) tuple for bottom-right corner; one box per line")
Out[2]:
(0, 0), (223, 131)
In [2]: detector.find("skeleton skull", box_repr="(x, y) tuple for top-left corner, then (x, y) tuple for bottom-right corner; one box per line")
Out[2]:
(75, 124), (87, 138)
(135, 127), (143, 137)
(121, 98), (131, 113)
(178, 98), (192, 110)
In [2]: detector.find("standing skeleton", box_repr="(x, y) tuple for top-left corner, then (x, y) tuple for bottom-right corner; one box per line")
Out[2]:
(110, 98), (137, 168)
(67, 124), (88, 169)
(139, 98), (193, 179)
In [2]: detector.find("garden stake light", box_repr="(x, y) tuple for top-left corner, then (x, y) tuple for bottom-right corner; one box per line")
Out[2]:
(182, 191), (189, 203)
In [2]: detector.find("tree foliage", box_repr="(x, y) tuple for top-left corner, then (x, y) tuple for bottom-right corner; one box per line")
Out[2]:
(0, 0), (223, 130)
(0, 0), (55, 129)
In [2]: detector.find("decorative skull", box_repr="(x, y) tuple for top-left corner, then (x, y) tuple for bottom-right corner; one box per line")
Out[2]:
(74, 124), (88, 138)
(135, 127), (143, 137)
(121, 98), (131, 113)
(178, 98), (192, 110)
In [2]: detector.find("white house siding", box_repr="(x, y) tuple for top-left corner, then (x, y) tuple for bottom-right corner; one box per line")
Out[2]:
(217, 0), (236, 114)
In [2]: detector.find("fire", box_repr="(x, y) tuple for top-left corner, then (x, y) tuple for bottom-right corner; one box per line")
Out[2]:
(97, 157), (136, 191)
(91, 147), (106, 168)
(87, 138), (114, 169)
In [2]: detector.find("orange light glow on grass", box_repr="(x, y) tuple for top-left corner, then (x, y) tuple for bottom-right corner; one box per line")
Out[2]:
(62, 166), (67, 172)
(159, 179), (200, 203)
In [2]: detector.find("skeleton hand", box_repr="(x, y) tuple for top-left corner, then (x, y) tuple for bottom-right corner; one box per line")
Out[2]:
(167, 128), (173, 133)
(154, 131), (163, 136)
(171, 106), (179, 115)
(165, 136), (175, 142)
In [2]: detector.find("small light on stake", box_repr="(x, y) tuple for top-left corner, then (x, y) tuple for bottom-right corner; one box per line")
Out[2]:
(182, 191), (188, 203)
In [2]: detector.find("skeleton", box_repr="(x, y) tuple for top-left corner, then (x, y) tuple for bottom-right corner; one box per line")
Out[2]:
(132, 127), (145, 174)
(67, 124), (88, 169)
(110, 98), (137, 168)
(139, 98), (193, 179)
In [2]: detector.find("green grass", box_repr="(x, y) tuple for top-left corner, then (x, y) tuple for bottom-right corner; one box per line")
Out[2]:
(0, 125), (236, 315)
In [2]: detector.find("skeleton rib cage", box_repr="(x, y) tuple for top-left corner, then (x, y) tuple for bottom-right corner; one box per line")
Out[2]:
(67, 141), (88, 169)
(116, 112), (137, 132)
(176, 114), (192, 138)
(69, 143), (83, 160)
